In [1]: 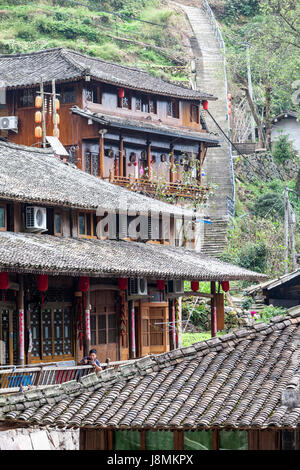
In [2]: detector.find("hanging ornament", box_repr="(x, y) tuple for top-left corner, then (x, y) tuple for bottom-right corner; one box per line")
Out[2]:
(118, 88), (125, 98)
(202, 100), (208, 110)
(157, 280), (165, 291)
(191, 281), (199, 292)
(37, 274), (48, 307)
(35, 111), (42, 123)
(79, 276), (89, 292)
(118, 278), (128, 290)
(0, 272), (9, 303)
(35, 95), (42, 108)
(221, 281), (230, 292)
(35, 126), (42, 138)
(55, 98), (60, 111)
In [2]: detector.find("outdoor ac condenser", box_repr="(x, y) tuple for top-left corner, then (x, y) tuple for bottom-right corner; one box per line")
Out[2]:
(25, 206), (47, 232)
(128, 278), (148, 297)
(167, 279), (184, 295)
(0, 116), (18, 132)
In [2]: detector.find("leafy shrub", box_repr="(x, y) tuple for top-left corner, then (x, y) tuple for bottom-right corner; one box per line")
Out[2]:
(259, 305), (287, 323)
(252, 192), (284, 219)
(241, 296), (252, 310)
(237, 241), (267, 273)
(272, 133), (297, 164)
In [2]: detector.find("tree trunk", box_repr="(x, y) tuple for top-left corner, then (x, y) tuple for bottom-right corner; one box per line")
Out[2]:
(265, 80), (272, 150)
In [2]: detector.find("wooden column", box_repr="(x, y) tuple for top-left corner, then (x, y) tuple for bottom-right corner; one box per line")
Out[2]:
(169, 144), (175, 183)
(210, 281), (217, 338)
(119, 136), (124, 177)
(129, 300), (136, 359)
(99, 133), (104, 178)
(17, 274), (25, 366)
(197, 142), (206, 184)
(147, 140), (152, 180)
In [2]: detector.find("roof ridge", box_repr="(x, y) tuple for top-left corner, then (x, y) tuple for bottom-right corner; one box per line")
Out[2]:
(0, 139), (53, 155)
(0, 47), (64, 59)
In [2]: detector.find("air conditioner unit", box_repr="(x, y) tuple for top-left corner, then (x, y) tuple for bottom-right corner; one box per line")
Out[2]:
(26, 206), (47, 232)
(128, 278), (148, 297)
(0, 116), (18, 132)
(167, 279), (184, 295)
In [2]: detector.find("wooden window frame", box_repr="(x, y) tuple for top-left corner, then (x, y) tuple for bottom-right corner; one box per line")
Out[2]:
(17, 88), (35, 108)
(167, 99), (180, 119)
(136, 95), (157, 114)
(190, 103), (200, 123)
(54, 211), (63, 237)
(84, 85), (101, 104)
(78, 212), (98, 239)
(118, 91), (132, 110)
(0, 203), (7, 232)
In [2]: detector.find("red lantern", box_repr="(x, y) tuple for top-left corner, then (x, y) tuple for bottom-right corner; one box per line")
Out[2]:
(221, 281), (230, 292)
(37, 274), (48, 307)
(78, 276), (89, 292)
(191, 281), (199, 292)
(0, 272), (9, 290)
(0, 272), (9, 302)
(202, 100), (208, 110)
(37, 274), (48, 292)
(157, 280), (165, 291)
(118, 88), (125, 98)
(118, 278), (128, 290)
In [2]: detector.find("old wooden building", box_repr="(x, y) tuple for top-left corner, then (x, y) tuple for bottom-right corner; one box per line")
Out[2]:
(0, 48), (220, 197)
(0, 140), (264, 368)
(1, 309), (300, 450)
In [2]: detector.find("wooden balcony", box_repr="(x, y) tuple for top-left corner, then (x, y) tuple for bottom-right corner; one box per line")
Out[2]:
(107, 174), (210, 200)
(0, 359), (136, 394)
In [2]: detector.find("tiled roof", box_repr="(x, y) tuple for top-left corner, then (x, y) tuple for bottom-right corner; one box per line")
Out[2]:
(0, 140), (195, 218)
(0, 231), (266, 281)
(0, 48), (215, 101)
(245, 269), (300, 295)
(71, 107), (221, 146)
(1, 311), (299, 430)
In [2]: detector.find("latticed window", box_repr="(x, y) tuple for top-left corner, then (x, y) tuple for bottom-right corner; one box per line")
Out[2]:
(167, 99), (180, 118)
(84, 151), (99, 177)
(18, 88), (35, 108)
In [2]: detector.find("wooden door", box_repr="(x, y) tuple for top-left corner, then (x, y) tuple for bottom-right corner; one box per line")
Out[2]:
(90, 290), (119, 363)
(139, 302), (169, 355)
(29, 302), (74, 363)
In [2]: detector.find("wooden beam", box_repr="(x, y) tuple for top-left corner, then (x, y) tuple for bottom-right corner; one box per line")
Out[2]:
(99, 133), (104, 178)
(183, 291), (214, 298)
(147, 140), (152, 180)
(119, 136), (124, 178)
(169, 144), (175, 183)
(210, 281), (217, 338)
(17, 274), (25, 366)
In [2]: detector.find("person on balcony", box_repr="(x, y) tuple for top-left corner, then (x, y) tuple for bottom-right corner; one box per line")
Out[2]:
(79, 349), (102, 373)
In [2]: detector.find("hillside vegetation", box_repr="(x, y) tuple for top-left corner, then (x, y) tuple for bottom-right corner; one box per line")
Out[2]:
(0, 0), (192, 82)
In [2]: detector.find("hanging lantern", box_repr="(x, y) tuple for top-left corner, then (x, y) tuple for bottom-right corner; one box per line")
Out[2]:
(78, 276), (89, 292)
(157, 280), (165, 291)
(35, 111), (42, 123)
(0, 272), (9, 303)
(191, 281), (199, 292)
(118, 88), (125, 98)
(53, 128), (60, 138)
(227, 93), (232, 100)
(202, 100), (208, 110)
(221, 281), (230, 292)
(228, 109), (232, 116)
(35, 95), (42, 108)
(55, 99), (60, 111)
(118, 278), (128, 290)
(35, 126), (42, 138)
(53, 114), (60, 125)
(37, 274), (48, 307)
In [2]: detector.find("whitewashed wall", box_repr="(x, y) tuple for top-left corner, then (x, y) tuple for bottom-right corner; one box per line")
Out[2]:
(0, 426), (79, 450)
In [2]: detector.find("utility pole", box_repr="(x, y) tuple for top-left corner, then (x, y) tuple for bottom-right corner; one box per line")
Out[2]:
(288, 195), (297, 271)
(40, 77), (46, 149)
(246, 44), (256, 143)
(284, 187), (289, 274)
(52, 79), (59, 138)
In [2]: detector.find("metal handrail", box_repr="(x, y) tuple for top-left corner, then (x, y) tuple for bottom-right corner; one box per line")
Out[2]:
(201, 0), (235, 209)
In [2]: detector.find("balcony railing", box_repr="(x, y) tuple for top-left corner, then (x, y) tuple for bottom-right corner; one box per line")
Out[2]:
(0, 359), (136, 394)
(107, 174), (210, 200)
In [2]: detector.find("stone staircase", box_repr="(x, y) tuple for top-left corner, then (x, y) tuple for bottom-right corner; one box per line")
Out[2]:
(175, 1), (235, 257)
